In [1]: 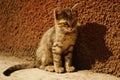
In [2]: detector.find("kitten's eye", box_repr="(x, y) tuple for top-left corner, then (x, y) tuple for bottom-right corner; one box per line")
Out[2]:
(63, 22), (68, 26)
(59, 22), (69, 27)
(72, 21), (77, 27)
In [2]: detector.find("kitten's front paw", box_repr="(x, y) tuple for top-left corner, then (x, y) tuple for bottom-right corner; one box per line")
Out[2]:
(45, 65), (55, 72)
(55, 67), (64, 73)
(66, 66), (75, 72)
(39, 65), (45, 70)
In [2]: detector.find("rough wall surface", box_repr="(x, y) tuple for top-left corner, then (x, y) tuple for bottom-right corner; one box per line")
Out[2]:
(0, 0), (120, 77)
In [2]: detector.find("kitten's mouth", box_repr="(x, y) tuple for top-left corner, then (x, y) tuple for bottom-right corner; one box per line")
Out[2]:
(62, 28), (76, 33)
(69, 28), (74, 31)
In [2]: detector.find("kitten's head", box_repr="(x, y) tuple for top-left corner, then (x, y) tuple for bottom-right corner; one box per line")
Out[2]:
(54, 4), (78, 33)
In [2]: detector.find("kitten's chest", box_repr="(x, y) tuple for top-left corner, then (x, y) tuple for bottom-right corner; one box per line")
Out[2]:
(55, 33), (77, 50)
(63, 34), (76, 44)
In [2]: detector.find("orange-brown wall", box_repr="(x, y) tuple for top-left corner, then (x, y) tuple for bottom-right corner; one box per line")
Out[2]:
(0, 0), (119, 77)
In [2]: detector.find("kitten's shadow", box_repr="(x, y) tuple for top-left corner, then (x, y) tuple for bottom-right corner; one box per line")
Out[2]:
(73, 22), (112, 70)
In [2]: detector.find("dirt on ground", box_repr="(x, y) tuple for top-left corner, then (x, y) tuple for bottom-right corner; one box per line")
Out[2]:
(0, 54), (119, 80)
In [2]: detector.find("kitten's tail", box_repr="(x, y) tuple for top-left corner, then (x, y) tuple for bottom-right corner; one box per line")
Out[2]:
(3, 63), (35, 76)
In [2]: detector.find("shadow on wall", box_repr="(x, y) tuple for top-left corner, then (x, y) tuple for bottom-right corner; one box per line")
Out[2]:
(73, 22), (113, 70)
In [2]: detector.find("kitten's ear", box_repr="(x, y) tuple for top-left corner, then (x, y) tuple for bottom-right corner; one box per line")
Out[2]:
(72, 3), (78, 11)
(54, 7), (61, 20)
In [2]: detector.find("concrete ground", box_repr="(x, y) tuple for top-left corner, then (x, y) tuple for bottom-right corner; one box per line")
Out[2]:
(0, 54), (119, 80)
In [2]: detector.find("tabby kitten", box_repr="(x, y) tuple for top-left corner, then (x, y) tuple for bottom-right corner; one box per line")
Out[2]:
(3, 3), (78, 76)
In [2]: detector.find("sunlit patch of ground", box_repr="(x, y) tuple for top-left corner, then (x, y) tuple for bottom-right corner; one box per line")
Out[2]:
(0, 54), (119, 80)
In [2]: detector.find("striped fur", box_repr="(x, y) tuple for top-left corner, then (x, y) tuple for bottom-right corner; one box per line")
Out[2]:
(3, 3), (78, 76)
(3, 63), (35, 76)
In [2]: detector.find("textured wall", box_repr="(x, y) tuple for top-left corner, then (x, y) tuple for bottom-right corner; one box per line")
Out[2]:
(0, 0), (120, 77)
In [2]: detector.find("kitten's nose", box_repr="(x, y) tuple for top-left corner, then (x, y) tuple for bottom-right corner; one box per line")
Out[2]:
(69, 28), (73, 31)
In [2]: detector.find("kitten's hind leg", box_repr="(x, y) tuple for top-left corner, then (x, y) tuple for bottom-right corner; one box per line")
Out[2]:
(45, 65), (55, 72)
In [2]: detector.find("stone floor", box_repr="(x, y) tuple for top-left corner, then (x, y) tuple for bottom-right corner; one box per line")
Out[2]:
(0, 54), (119, 80)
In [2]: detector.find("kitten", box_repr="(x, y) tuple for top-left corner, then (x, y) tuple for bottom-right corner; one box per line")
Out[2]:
(3, 3), (79, 76)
